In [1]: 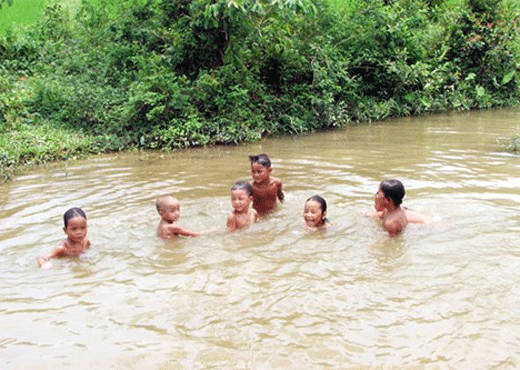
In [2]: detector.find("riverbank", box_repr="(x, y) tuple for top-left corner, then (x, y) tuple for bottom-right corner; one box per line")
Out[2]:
(1, 0), (519, 180)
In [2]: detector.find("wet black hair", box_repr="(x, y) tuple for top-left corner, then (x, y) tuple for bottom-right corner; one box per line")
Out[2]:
(249, 153), (271, 168)
(306, 195), (329, 223)
(307, 195), (327, 213)
(63, 207), (87, 227)
(380, 179), (405, 207)
(231, 180), (253, 196)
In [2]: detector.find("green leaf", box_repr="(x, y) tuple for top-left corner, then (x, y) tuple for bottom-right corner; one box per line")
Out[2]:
(501, 70), (516, 85)
(475, 85), (485, 98)
(465, 73), (476, 81)
(420, 97), (431, 108)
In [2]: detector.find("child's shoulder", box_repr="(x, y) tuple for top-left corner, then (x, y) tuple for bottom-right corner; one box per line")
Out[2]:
(57, 238), (69, 248)
(157, 220), (177, 231)
(165, 222), (185, 233)
(227, 210), (238, 220)
(157, 221), (181, 237)
(55, 239), (70, 253)
(404, 208), (428, 224)
(268, 176), (283, 187)
(383, 209), (407, 235)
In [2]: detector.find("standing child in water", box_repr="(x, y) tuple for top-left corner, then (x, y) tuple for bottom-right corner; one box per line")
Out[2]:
(303, 195), (331, 230)
(38, 207), (91, 269)
(249, 153), (284, 214)
(227, 181), (259, 232)
(156, 195), (200, 239)
(374, 179), (409, 236)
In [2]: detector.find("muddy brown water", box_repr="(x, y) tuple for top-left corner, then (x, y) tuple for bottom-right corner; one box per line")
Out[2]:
(1, 108), (520, 369)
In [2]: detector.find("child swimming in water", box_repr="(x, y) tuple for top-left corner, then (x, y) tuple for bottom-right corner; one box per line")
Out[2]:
(38, 207), (91, 269)
(368, 180), (428, 225)
(249, 153), (284, 214)
(303, 195), (331, 230)
(156, 195), (200, 239)
(372, 179), (414, 236)
(227, 181), (259, 232)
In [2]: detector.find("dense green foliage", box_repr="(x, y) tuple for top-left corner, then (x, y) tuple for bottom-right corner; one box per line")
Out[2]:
(0, 0), (14, 9)
(1, 0), (519, 179)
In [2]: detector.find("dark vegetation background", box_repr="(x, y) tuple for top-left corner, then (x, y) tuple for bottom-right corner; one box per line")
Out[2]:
(1, 0), (519, 180)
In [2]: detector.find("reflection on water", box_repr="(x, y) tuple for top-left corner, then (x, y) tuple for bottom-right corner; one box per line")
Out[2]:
(1, 108), (520, 369)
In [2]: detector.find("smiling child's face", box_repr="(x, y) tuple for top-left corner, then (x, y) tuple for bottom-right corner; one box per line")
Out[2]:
(303, 200), (325, 228)
(251, 162), (271, 184)
(64, 216), (88, 243)
(231, 189), (252, 213)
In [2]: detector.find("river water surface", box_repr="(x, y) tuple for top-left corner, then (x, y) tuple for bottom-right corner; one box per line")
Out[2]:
(1, 108), (520, 369)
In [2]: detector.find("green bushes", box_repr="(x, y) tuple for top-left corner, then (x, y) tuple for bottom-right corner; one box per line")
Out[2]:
(444, 0), (519, 106)
(1, 0), (519, 180)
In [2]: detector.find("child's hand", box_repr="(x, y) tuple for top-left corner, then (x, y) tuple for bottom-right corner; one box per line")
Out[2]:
(38, 257), (53, 269)
(40, 261), (53, 269)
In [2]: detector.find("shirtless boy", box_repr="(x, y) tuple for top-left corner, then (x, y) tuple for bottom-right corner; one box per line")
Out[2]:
(249, 153), (284, 213)
(156, 195), (200, 239)
(227, 181), (259, 232)
(369, 180), (428, 225)
(374, 179), (409, 236)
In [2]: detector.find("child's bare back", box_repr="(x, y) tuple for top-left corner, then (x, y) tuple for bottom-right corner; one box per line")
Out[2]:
(374, 179), (409, 237)
(382, 207), (408, 236)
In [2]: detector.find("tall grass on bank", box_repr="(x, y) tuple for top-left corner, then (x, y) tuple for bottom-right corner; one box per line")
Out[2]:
(0, 0), (123, 33)
(0, 0), (47, 34)
(0, 0), (519, 180)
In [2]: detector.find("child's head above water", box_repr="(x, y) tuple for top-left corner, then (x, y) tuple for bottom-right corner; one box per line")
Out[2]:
(303, 195), (329, 229)
(64, 207), (87, 227)
(249, 153), (271, 168)
(249, 153), (273, 184)
(231, 180), (253, 196)
(379, 179), (405, 207)
(230, 181), (253, 212)
(156, 195), (181, 223)
(62, 207), (88, 244)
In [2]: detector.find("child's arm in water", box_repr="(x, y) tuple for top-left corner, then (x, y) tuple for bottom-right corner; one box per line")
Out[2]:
(403, 208), (429, 224)
(365, 210), (385, 219)
(277, 179), (284, 203)
(38, 243), (65, 268)
(169, 224), (200, 237)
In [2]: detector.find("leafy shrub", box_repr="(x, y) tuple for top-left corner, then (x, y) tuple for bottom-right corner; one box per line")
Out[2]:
(1, 0), (519, 180)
